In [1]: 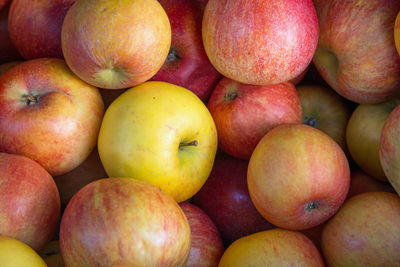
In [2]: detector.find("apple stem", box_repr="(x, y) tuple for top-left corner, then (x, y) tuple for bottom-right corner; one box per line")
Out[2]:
(179, 140), (198, 150)
(166, 47), (180, 62)
(21, 93), (40, 105)
(305, 201), (320, 212)
(303, 116), (317, 128)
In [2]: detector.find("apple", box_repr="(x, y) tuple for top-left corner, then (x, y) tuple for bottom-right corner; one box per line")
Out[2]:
(346, 98), (400, 181)
(379, 103), (400, 195)
(347, 169), (395, 199)
(192, 153), (276, 246)
(60, 178), (191, 266)
(218, 229), (324, 266)
(8, 0), (76, 59)
(0, 2), (22, 64)
(313, 0), (400, 104)
(97, 81), (218, 203)
(0, 60), (21, 75)
(207, 78), (302, 160)
(0, 235), (47, 266)
(322, 192), (400, 266)
(0, 58), (104, 176)
(150, 0), (222, 101)
(99, 88), (127, 109)
(0, 153), (60, 251)
(248, 124), (350, 230)
(39, 240), (64, 267)
(202, 0), (318, 85)
(0, 0), (9, 11)
(61, 0), (171, 89)
(179, 202), (224, 267)
(395, 10), (400, 56)
(299, 223), (325, 252)
(53, 147), (107, 210)
(297, 84), (351, 153)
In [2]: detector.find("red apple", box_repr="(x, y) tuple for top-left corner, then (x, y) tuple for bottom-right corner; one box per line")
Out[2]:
(61, 0), (171, 89)
(379, 103), (400, 195)
(207, 78), (302, 160)
(151, 0), (222, 101)
(193, 153), (276, 246)
(0, 152), (60, 251)
(347, 169), (395, 199)
(0, 58), (105, 176)
(299, 223), (325, 252)
(8, 0), (76, 59)
(0, 2), (22, 64)
(53, 147), (107, 210)
(179, 202), (224, 267)
(60, 178), (191, 266)
(322, 192), (400, 266)
(248, 124), (350, 230)
(313, 0), (400, 104)
(202, 0), (318, 85)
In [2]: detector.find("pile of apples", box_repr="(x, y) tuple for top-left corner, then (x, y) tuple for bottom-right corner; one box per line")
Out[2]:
(0, 0), (400, 266)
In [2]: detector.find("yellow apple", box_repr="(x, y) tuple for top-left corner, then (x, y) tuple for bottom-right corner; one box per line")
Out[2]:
(0, 235), (47, 267)
(98, 81), (218, 202)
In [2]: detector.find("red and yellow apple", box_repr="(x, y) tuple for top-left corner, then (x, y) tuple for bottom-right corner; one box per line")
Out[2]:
(202, 0), (318, 85)
(248, 124), (350, 230)
(60, 178), (191, 266)
(98, 81), (217, 203)
(0, 58), (104, 176)
(61, 0), (171, 89)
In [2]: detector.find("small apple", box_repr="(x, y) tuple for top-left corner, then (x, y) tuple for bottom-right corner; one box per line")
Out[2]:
(248, 124), (350, 230)
(98, 81), (218, 203)
(60, 178), (191, 266)
(8, 0), (76, 59)
(151, 0), (222, 101)
(207, 78), (302, 160)
(346, 98), (400, 181)
(322, 192), (400, 266)
(313, 0), (400, 104)
(61, 0), (171, 89)
(0, 152), (60, 251)
(218, 229), (324, 266)
(0, 58), (104, 176)
(202, 0), (318, 85)
(0, 235), (47, 266)
(347, 169), (395, 199)
(192, 153), (276, 245)
(179, 202), (224, 267)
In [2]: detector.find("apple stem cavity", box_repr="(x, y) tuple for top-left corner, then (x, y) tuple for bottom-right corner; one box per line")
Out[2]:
(305, 201), (320, 212)
(21, 93), (40, 106)
(166, 47), (180, 62)
(223, 86), (239, 102)
(303, 116), (317, 127)
(179, 140), (198, 150)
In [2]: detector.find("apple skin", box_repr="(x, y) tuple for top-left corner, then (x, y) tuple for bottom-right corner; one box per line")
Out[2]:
(98, 81), (217, 203)
(0, 58), (105, 176)
(346, 98), (400, 182)
(0, 236), (47, 267)
(0, 60), (22, 75)
(248, 124), (350, 230)
(207, 78), (302, 160)
(313, 0), (400, 104)
(202, 0), (318, 85)
(395, 10), (400, 56)
(347, 169), (395, 199)
(218, 229), (324, 267)
(0, 2), (22, 64)
(0, 153), (60, 252)
(322, 192), (400, 266)
(297, 84), (351, 154)
(60, 178), (191, 267)
(379, 103), (400, 195)
(0, 0), (9, 10)
(179, 202), (224, 267)
(8, 0), (76, 59)
(192, 153), (276, 246)
(151, 0), (222, 101)
(61, 0), (171, 89)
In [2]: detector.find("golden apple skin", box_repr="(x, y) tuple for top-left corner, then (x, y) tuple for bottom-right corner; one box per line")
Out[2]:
(61, 0), (171, 89)
(98, 81), (218, 202)
(0, 236), (47, 267)
(218, 229), (324, 267)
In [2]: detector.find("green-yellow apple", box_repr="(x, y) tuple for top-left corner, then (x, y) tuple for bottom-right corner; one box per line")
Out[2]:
(60, 178), (191, 266)
(346, 98), (400, 181)
(202, 0), (318, 85)
(218, 229), (324, 267)
(297, 84), (351, 154)
(207, 78), (302, 160)
(248, 124), (350, 230)
(0, 153), (60, 251)
(322, 192), (400, 266)
(313, 0), (400, 104)
(61, 0), (171, 89)
(98, 81), (218, 203)
(379, 103), (400, 195)
(0, 235), (47, 267)
(0, 58), (104, 176)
